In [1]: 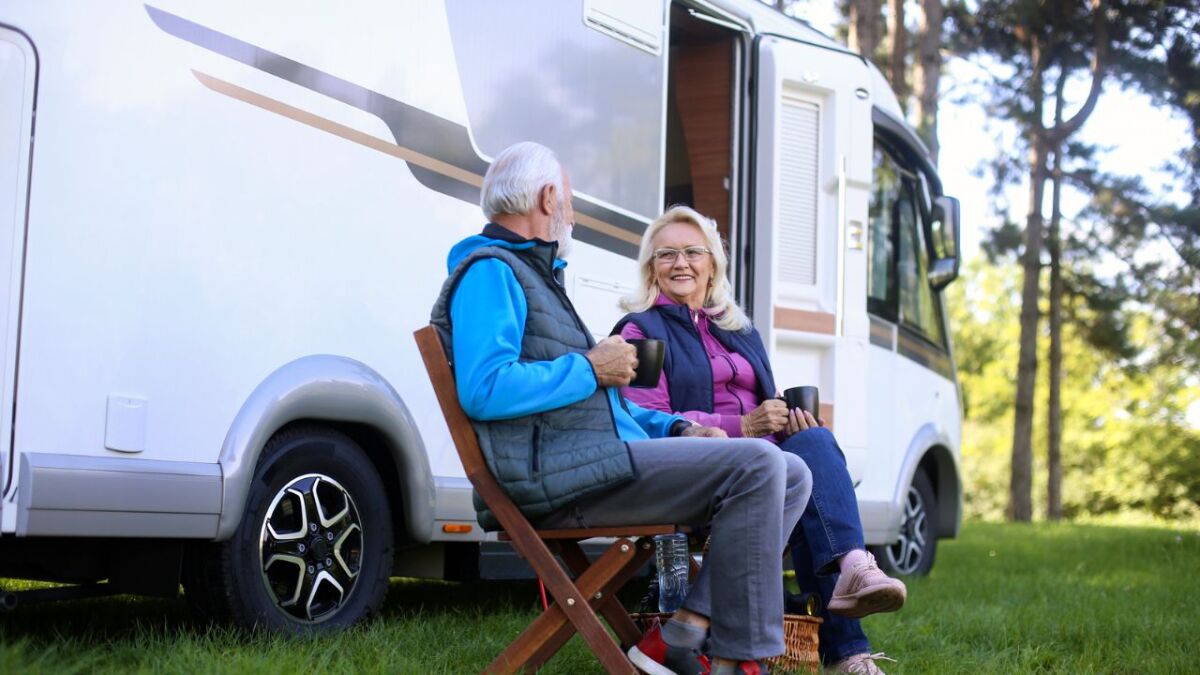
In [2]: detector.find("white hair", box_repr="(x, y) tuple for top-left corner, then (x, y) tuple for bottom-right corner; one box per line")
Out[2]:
(620, 205), (750, 332)
(480, 142), (564, 220)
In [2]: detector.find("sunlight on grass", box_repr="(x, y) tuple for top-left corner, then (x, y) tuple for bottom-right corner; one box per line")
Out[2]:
(2, 521), (1196, 673)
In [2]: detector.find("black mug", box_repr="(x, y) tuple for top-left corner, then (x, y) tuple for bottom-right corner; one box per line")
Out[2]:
(780, 386), (819, 417)
(627, 338), (665, 388)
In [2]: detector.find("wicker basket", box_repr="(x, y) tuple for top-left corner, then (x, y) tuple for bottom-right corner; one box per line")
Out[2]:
(630, 612), (822, 674)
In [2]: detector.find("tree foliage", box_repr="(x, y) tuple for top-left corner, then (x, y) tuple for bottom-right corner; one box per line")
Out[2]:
(948, 0), (1200, 521)
(956, 1), (1200, 369)
(950, 259), (1200, 521)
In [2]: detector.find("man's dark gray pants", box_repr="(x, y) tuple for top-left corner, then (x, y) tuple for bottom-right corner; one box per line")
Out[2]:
(537, 437), (811, 661)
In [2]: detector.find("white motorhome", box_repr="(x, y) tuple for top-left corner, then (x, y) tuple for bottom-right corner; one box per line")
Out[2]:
(0, 1), (962, 630)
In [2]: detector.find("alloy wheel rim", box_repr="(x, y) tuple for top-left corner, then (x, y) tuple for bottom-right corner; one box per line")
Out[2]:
(258, 473), (364, 623)
(885, 484), (927, 575)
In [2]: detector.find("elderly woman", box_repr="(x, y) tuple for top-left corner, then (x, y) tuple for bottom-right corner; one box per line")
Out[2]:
(614, 205), (905, 675)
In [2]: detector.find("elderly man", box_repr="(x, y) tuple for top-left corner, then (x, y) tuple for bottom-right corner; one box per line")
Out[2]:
(430, 142), (811, 675)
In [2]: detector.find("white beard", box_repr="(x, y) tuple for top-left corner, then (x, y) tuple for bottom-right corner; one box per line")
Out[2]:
(549, 202), (574, 259)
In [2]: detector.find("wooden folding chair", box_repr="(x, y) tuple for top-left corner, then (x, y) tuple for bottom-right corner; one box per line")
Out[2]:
(415, 325), (684, 674)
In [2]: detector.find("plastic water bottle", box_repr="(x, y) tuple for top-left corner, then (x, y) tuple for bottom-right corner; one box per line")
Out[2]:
(654, 533), (690, 613)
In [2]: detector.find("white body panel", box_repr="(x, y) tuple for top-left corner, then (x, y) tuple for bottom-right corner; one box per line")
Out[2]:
(0, 1), (959, 558)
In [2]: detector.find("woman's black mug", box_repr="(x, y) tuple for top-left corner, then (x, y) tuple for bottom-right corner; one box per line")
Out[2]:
(781, 386), (819, 416)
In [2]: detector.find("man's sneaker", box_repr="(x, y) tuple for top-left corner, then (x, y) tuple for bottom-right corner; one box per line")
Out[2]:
(627, 623), (710, 675)
(826, 552), (907, 619)
(831, 652), (897, 674)
(727, 660), (770, 674)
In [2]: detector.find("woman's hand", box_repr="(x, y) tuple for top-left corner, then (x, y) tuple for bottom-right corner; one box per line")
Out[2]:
(784, 408), (823, 437)
(740, 399), (790, 437)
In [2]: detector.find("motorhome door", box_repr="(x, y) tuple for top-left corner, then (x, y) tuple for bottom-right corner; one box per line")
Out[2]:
(0, 26), (35, 521)
(751, 35), (873, 483)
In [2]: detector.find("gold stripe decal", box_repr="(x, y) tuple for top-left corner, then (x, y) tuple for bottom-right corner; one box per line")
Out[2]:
(772, 307), (837, 335)
(573, 212), (641, 246)
(191, 70), (641, 246)
(193, 70), (482, 188)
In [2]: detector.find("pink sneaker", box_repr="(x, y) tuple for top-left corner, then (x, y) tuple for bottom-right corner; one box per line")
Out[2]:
(831, 652), (896, 674)
(826, 552), (906, 618)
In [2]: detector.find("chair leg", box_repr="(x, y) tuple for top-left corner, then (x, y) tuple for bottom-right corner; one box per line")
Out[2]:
(485, 537), (639, 675)
(523, 537), (655, 671)
(557, 539), (654, 647)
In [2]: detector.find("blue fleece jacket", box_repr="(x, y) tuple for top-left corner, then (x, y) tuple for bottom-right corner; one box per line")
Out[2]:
(446, 227), (682, 441)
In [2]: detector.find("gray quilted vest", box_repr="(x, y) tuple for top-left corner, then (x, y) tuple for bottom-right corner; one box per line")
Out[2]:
(430, 243), (634, 529)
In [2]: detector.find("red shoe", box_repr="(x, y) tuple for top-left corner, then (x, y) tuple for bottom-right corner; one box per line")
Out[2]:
(628, 623), (711, 675)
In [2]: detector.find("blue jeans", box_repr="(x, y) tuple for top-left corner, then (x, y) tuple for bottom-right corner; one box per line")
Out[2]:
(780, 427), (872, 664)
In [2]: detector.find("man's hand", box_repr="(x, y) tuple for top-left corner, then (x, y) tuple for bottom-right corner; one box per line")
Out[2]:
(585, 335), (638, 388)
(740, 398), (790, 437)
(680, 424), (728, 438)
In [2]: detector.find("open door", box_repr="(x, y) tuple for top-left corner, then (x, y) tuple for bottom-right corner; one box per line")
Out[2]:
(751, 35), (873, 482)
(0, 26), (35, 525)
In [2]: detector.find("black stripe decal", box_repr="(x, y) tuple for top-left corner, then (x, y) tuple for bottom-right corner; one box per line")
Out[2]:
(896, 326), (954, 381)
(868, 315), (895, 350)
(144, 5), (645, 258)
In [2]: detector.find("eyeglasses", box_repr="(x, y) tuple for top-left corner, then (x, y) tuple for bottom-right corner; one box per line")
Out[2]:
(652, 246), (712, 264)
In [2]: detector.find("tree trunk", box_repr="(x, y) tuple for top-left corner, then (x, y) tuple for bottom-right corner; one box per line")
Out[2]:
(1047, 155), (1064, 520)
(914, 0), (943, 163)
(1008, 39), (1047, 524)
(888, 0), (908, 108)
(1047, 71), (1068, 522)
(848, 0), (882, 59)
(1011, 1), (1106, 523)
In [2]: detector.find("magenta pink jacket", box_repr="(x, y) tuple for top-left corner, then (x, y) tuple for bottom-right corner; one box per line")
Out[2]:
(619, 295), (766, 438)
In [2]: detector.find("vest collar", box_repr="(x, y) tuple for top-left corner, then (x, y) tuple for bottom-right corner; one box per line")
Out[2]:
(654, 293), (716, 326)
(481, 223), (566, 283)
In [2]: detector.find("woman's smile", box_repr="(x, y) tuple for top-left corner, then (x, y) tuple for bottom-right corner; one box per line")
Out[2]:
(653, 221), (713, 308)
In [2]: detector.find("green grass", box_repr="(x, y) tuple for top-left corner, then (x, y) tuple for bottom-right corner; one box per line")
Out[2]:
(2, 521), (1197, 674)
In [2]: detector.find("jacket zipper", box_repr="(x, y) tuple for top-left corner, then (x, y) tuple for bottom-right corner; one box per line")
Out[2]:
(530, 423), (542, 475)
(678, 309), (716, 413)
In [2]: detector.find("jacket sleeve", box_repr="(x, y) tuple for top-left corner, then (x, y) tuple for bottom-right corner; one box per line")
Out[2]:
(621, 398), (686, 439)
(616, 322), (745, 436)
(449, 259), (597, 420)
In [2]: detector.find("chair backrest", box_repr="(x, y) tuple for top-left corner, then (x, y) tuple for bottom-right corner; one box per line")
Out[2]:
(413, 325), (527, 530)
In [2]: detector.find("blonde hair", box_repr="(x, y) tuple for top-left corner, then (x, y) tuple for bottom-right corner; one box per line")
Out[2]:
(620, 205), (750, 332)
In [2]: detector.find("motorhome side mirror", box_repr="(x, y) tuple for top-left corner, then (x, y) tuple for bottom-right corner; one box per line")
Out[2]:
(928, 195), (960, 290)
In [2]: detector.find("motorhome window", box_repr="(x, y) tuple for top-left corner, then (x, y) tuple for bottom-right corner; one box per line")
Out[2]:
(445, 2), (666, 218)
(867, 146), (901, 320)
(898, 179), (947, 347)
(915, 170), (933, 225)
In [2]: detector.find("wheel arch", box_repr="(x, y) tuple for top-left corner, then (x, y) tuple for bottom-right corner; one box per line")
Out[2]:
(216, 355), (434, 544)
(895, 423), (962, 540)
(916, 444), (961, 539)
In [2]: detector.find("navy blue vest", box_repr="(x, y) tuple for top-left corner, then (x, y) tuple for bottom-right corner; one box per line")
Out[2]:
(613, 305), (776, 413)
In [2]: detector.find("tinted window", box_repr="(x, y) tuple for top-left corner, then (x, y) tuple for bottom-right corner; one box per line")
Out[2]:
(867, 147), (899, 320)
(898, 181), (946, 346)
(869, 138), (946, 348)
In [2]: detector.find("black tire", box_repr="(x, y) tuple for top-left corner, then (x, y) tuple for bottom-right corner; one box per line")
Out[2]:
(870, 469), (937, 577)
(183, 425), (394, 633)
